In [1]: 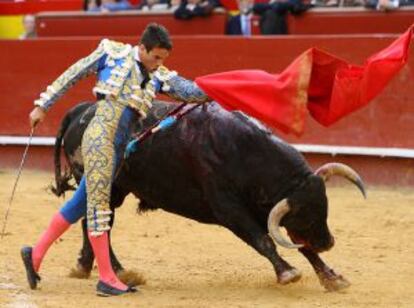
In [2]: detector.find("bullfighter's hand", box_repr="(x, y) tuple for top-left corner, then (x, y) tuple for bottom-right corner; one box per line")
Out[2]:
(29, 106), (46, 128)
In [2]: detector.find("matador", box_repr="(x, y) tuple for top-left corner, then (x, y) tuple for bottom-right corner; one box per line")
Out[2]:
(22, 23), (210, 296)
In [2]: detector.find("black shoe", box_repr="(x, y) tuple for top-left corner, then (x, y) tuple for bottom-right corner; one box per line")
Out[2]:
(21, 246), (41, 290)
(96, 280), (137, 297)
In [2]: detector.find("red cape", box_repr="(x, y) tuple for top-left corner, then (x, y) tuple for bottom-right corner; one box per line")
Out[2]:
(195, 26), (413, 136)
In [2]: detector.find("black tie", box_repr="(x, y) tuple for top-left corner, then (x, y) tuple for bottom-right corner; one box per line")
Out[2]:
(136, 61), (150, 89)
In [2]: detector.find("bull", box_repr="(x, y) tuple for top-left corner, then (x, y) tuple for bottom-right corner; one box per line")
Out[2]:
(52, 100), (366, 292)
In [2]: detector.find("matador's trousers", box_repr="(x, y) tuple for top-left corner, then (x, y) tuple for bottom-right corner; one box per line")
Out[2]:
(81, 99), (138, 236)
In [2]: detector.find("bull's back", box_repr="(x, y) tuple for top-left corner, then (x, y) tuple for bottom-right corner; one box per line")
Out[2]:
(121, 102), (310, 221)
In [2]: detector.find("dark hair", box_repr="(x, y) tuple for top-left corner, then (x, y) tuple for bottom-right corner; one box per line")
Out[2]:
(140, 23), (172, 52)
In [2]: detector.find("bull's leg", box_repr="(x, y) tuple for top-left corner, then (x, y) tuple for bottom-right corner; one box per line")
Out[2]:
(70, 218), (94, 278)
(299, 248), (350, 291)
(107, 186), (127, 273)
(108, 213), (124, 273)
(106, 199), (146, 287)
(254, 234), (302, 285)
(210, 196), (301, 285)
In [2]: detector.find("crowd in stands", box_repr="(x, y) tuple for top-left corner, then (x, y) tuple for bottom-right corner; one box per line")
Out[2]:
(227, 0), (310, 35)
(82, 0), (222, 16)
(84, 0), (135, 11)
(80, 0), (414, 36)
(17, 0), (414, 39)
(79, 0), (414, 14)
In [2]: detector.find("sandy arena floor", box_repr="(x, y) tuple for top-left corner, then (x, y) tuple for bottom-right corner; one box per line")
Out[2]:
(0, 170), (413, 307)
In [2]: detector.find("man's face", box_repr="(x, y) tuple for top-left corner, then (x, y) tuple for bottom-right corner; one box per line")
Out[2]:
(23, 15), (35, 33)
(138, 44), (170, 72)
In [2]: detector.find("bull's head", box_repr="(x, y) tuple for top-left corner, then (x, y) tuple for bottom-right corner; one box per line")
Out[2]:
(268, 163), (366, 253)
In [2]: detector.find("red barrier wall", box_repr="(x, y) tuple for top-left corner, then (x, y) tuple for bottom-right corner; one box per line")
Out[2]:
(35, 8), (414, 37)
(0, 35), (413, 185)
(1, 35), (413, 145)
(36, 11), (228, 36)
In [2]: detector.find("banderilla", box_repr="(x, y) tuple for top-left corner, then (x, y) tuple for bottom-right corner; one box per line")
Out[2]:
(125, 102), (200, 158)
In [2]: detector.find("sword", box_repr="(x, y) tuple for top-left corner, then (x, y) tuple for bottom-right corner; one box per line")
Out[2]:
(1, 128), (35, 239)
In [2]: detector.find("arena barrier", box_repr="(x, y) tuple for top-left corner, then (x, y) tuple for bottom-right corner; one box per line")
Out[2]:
(0, 35), (413, 185)
(34, 7), (414, 37)
(35, 10), (228, 36)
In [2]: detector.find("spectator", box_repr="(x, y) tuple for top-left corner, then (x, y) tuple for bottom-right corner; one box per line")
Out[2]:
(138, 0), (171, 10)
(19, 14), (36, 39)
(253, 0), (309, 35)
(365, 0), (399, 9)
(84, 0), (99, 10)
(84, 0), (133, 12)
(310, 0), (338, 6)
(174, 0), (220, 20)
(226, 0), (254, 35)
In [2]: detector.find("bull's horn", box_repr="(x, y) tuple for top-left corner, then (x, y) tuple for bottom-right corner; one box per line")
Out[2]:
(315, 163), (367, 198)
(267, 199), (303, 249)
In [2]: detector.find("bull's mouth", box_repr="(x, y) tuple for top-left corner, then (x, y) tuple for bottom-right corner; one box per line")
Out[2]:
(287, 231), (308, 248)
(287, 231), (331, 253)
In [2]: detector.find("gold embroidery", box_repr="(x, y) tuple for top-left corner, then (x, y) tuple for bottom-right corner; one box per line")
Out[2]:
(81, 99), (126, 235)
(102, 39), (132, 59)
(292, 51), (312, 135)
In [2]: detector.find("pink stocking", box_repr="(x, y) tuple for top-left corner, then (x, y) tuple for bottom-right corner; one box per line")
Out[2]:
(88, 231), (127, 291)
(32, 212), (70, 272)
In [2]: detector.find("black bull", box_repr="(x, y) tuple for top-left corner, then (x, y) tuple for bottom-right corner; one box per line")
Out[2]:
(52, 100), (366, 292)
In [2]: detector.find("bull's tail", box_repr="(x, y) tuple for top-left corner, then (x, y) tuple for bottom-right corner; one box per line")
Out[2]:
(50, 110), (76, 197)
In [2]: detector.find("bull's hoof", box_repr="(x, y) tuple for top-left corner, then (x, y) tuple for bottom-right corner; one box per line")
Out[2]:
(277, 268), (302, 285)
(69, 264), (92, 279)
(318, 273), (351, 292)
(117, 269), (146, 287)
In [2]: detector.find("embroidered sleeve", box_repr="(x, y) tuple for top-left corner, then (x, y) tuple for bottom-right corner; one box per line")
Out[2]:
(153, 66), (211, 104)
(34, 40), (106, 111)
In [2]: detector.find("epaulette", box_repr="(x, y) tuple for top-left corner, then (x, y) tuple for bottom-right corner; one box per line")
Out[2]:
(153, 65), (177, 92)
(100, 38), (132, 59)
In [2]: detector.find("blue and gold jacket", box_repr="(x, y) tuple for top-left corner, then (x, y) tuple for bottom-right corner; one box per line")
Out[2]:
(34, 39), (209, 118)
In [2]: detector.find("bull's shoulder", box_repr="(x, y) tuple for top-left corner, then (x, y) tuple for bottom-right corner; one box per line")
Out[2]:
(204, 103), (283, 144)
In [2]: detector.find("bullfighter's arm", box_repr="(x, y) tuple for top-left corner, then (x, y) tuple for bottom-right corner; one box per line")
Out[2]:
(153, 67), (211, 104)
(163, 75), (211, 104)
(34, 41), (106, 111)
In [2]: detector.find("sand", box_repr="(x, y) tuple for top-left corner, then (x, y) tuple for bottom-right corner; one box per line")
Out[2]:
(0, 170), (413, 307)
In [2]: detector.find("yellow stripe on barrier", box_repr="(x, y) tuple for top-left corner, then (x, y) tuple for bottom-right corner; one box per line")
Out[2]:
(0, 15), (24, 39)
